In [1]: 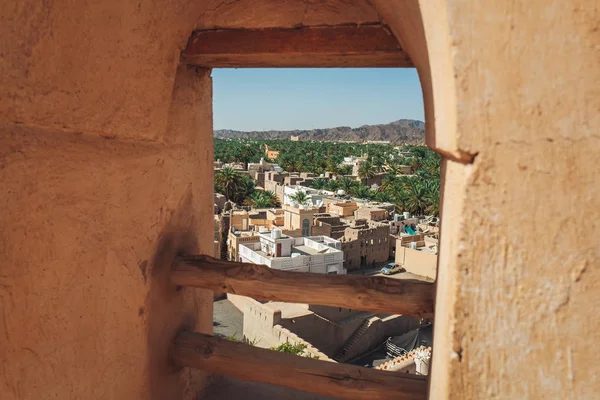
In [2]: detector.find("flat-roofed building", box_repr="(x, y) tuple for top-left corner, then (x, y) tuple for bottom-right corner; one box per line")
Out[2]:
(239, 231), (345, 275)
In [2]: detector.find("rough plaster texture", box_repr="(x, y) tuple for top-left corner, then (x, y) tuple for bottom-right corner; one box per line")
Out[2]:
(374, 0), (600, 398)
(195, 0), (381, 30)
(0, 1), (210, 140)
(1, 64), (214, 400)
(2, 0), (599, 399)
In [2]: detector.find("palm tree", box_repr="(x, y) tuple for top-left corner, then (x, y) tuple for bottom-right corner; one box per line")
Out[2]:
(247, 191), (271, 208)
(262, 190), (281, 207)
(233, 176), (255, 204)
(405, 181), (427, 215)
(289, 190), (311, 206)
(337, 177), (357, 193)
(351, 185), (373, 200)
(337, 165), (352, 176)
(310, 178), (327, 190)
(325, 158), (339, 174)
(380, 174), (400, 192)
(384, 160), (402, 176)
(325, 179), (340, 192)
(373, 191), (392, 203)
(423, 180), (440, 216)
(215, 166), (240, 201)
(391, 187), (410, 213)
(357, 161), (376, 181)
(372, 156), (385, 173)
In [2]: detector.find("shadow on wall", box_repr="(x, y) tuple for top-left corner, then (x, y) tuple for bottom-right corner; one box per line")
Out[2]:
(145, 189), (207, 400)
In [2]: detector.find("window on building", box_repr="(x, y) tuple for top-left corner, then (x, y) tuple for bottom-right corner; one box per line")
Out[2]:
(302, 218), (310, 237)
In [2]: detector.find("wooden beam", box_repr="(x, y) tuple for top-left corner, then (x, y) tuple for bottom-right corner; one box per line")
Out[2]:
(172, 255), (434, 317)
(173, 331), (428, 400)
(182, 25), (414, 68)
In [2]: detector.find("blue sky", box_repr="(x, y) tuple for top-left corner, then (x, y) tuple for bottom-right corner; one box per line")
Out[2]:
(212, 68), (423, 131)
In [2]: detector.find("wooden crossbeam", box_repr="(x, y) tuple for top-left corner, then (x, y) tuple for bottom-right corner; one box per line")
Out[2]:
(171, 255), (434, 317)
(182, 25), (414, 68)
(173, 331), (428, 400)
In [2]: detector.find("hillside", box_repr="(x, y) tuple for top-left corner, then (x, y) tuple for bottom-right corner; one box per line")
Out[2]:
(214, 119), (425, 144)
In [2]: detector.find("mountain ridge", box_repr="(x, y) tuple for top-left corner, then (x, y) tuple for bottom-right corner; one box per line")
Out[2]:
(214, 119), (425, 144)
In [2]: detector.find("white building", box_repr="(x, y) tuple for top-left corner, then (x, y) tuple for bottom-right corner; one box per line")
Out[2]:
(283, 185), (324, 206)
(239, 230), (346, 275)
(247, 158), (284, 173)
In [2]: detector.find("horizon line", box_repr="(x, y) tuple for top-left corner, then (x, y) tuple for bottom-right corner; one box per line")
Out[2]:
(214, 118), (425, 133)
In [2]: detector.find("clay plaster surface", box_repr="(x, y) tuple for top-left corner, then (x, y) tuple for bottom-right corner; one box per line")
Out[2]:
(0, 1), (211, 141)
(376, 0), (600, 398)
(0, 65), (214, 399)
(2, 0), (599, 399)
(195, 0), (381, 30)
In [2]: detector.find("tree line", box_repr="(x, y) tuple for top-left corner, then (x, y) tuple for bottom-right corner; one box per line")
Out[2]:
(214, 139), (440, 216)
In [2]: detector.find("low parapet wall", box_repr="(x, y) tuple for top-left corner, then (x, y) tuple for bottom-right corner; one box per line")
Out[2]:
(341, 315), (420, 362)
(272, 324), (334, 361)
(227, 294), (333, 360)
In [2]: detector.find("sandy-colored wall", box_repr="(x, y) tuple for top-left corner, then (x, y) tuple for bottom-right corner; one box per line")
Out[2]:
(396, 247), (437, 280)
(196, 0), (381, 30)
(0, 1), (217, 397)
(374, 0), (600, 398)
(341, 315), (420, 362)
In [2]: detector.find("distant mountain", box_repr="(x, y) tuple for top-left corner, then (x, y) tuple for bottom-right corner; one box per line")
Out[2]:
(214, 119), (425, 144)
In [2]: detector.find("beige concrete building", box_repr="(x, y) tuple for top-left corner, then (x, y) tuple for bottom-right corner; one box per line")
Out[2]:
(389, 217), (420, 235)
(355, 206), (388, 222)
(279, 204), (330, 238)
(2, 1), (598, 399)
(283, 204), (320, 235)
(228, 230), (260, 262)
(340, 219), (391, 271)
(327, 201), (359, 217)
(213, 192), (226, 212)
(266, 208), (285, 228)
(229, 209), (250, 231)
(264, 145), (280, 160)
(395, 245), (438, 281)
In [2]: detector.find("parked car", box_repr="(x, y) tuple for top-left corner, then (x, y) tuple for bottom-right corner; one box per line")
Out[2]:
(380, 263), (404, 275)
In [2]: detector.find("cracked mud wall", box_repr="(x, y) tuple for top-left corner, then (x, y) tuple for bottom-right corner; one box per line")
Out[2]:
(375, 1), (599, 398)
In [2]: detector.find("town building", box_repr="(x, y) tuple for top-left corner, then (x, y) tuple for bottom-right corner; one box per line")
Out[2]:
(214, 192), (226, 213)
(283, 185), (324, 206)
(228, 230), (260, 261)
(388, 215), (420, 235)
(327, 201), (359, 217)
(283, 203), (318, 232)
(339, 219), (390, 271)
(394, 236), (438, 281)
(355, 205), (388, 222)
(247, 158), (282, 174)
(222, 161), (245, 170)
(239, 231), (346, 275)
(4, 1), (596, 399)
(314, 214), (349, 239)
(264, 145), (280, 160)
